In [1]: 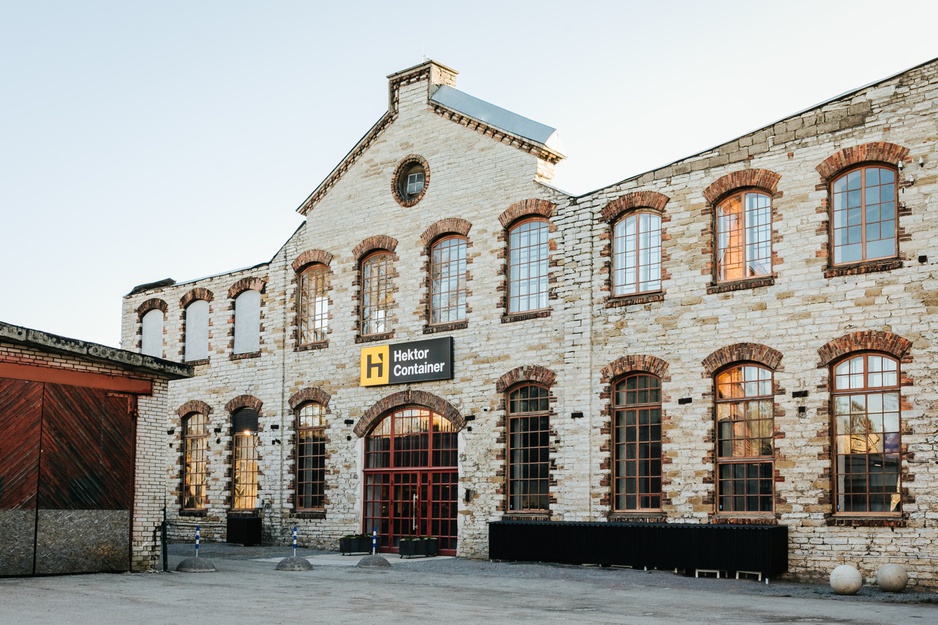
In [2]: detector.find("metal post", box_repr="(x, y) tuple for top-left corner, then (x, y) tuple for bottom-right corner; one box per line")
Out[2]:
(372, 527), (377, 555)
(292, 526), (297, 558)
(161, 498), (168, 572)
(195, 525), (201, 558)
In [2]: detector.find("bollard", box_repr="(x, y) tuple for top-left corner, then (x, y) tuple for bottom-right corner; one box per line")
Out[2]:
(372, 527), (377, 555)
(292, 526), (298, 558)
(195, 525), (201, 558)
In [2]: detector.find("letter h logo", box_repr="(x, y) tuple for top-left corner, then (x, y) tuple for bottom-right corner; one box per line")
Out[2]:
(360, 345), (390, 386)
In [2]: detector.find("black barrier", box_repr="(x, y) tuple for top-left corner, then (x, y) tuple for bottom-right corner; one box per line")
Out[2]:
(488, 521), (787, 578)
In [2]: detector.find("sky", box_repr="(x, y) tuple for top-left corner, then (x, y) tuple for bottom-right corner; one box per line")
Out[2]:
(2, 1), (938, 348)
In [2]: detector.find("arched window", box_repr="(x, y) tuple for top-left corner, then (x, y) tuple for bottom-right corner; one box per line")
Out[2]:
(231, 409), (258, 510)
(613, 374), (662, 511)
(182, 413), (208, 509)
(298, 264), (329, 345)
(296, 402), (326, 510)
(716, 191), (772, 282)
(832, 354), (901, 513)
(233, 290), (261, 354)
(361, 251), (393, 335)
(507, 383), (550, 512)
(184, 300), (209, 361)
(508, 219), (549, 313)
(715, 364), (774, 513)
(141, 309), (163, 357)
(831, 165), (897, 265)
(430, 236), (467, 324)
(613, 212), (661, 295)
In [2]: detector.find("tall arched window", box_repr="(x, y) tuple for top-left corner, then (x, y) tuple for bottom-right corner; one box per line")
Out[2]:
(507, 383), (550, 512)
(508, 219), (549, 313)
(141, 309), (164, 357)
(831, 165), (897, 265)
(298, 264), (329, 345)
(182, 413), (208, 510)
(233, 290), (261, 354)
(296, 402), (326, 510)
(361, 251), (393, 335)
(613, 374), (662, 511)
(613, 212), (661, 296)
(715, 364), (774, 513)
(832, 354), (901, 513)
(430, 236), (467, 325)
(716, 191), (772, 282)
(231, 409), (258, 510)
(184, 300), (209, 361)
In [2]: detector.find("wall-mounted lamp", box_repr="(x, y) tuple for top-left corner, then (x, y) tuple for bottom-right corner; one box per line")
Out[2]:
(678, 397), (693, 405)
(214, 427), (222, 434)
(907, 174), (916, 185)
(464, 488), (474, 503)
(898, 159), (903, 170)
(919, 255), (928, 264)
(570, 411), (584, 419)
(344, 419), (354, 426)
(792, 390), (809, 399)
(271, 424), (280, 430)
(272, 439), (281, 445)
(464, 414), (476, 422)
(919, 156), (925, 167)
(166, 428), (175, 436)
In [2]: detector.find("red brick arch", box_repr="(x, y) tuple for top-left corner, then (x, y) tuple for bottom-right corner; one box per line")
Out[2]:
(180, 287), (214, 309)
(600, 191), (670, 223)
(702, 169), (782, 206)
(600, 355), (670, 383)
(227, 277), (266, 299)
(816, 142), (909, 182)
(136, 298), (168, 317)
(702, 343), (783, 376)
(353, 235), (398, 260)
(225, 394), (263, 414)
(176, 400), (213, 418)
(292, 250), (334, 273)
(288, 387), (332, 410)
(498, 199), (556, 228)
(495, 365), (557, 393)
(420, 218), (472, 246)
(817, 330), (912, 367)
(353, 390), (464, 437)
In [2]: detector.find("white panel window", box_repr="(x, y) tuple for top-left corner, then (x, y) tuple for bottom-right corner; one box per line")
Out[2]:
(141, 309), (163, 357)
(234, 290), (261, 354)
(184, 300), (209, 361)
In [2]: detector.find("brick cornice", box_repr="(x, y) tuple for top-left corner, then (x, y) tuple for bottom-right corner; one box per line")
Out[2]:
(227, 277), (267, 299)
(353, 390), (464, 437)
(495, 365), (557, 392)
(703, 169), (782, 205)
(817, 331), (912, 367)
(420, 218), (472, 246)
(498, 199), (557, 228)
(136, 298), (168, 317)
(225, 394), (263, 414)
(600, 355), (670, 383)
(600, 191), (670, 223)
(292, 250), (334, 273)
(816, 142), (909, 182)
(353, 235), (399, 260)
(288, 387), (332, 410)
(179, 288), (214, 309)
(176, 400), (213, 418)
(702, 343), (783, 376)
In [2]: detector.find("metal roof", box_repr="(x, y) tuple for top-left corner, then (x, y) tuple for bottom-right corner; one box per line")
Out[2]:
(430, 85), (565, 155)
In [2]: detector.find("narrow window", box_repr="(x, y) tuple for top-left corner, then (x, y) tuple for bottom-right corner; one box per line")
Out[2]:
(430, 236), (468, 324)
(184, 300), (209, 361)
(716, 191), (772, 282)
(715, 365), (774, 513)
(508, 219), (549, 313)
(507, 383), (550, 512)
(832, 166), (897, 265)
(613, 212), (661, 296)
(233, 290), (261, 354)
(232, 413), (258, 510)
(296, 402), (326, 510)
(182, 413), (208, 509)
(361, 252), (393, 335)
(832, 354), (901, 513)
(613, 374), (662, 511)
(298, 265), (329, 345)
(141, 309), (163, 357)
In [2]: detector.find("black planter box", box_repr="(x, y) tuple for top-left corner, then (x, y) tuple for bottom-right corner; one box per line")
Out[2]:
(399, 538), (438, 558)
(227, 515), (262, 546)
(340, 535), (372, 555)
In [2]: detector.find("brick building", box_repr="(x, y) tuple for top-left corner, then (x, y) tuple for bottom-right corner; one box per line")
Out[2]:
(121, 59), (938, 586)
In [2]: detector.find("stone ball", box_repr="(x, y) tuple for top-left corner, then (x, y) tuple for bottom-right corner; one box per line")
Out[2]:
(876, 564), (909, 592)
(830, 565), (863, 595)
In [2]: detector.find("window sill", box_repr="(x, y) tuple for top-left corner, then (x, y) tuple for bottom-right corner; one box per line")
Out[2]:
(424, 320), (468, 334)
(707, 276), (775, 294)
(230, 351), (261, 361)
(501, 309), (551, 323)
(606, 292), (664, 308)
(179, 509), (208, 517)
(824, 259), (903, 278)
(292, 510), (326, 520)
(502, 512), (550, 521)
(356, 331), (394, 344)
(183, 358), (210, 366)
(295, 341), (328, 352)
(711, 514), (778, 525)
(608, 511), (666, 523)
(827, 514), (906, 528)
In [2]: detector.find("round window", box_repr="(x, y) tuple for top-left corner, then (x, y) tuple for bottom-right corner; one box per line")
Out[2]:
(392, 155), (429, 207)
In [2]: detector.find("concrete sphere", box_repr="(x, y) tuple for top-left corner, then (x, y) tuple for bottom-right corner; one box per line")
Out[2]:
(876, 564), (909, 592)
(830, 565), (863, 595)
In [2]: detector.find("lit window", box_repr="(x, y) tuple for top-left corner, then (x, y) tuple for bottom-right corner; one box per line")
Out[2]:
(430, 236), (467, 324)
(296, 402), (326, 510)
(716, 191), (772, 282)
(507, 384), (550, 512)
(613, 374), (662, 511)
(613, 212), (661, 295)
(184, 300), (209, 361)
(715, 365), (774, 513)
(232, 413), (258, 510)
(298, 265), (329, 345)
(141, 309), (163, 357)
(361, 252), (393, 335)
(233, 290), (261, 354)
(833, 354), (901, 513)
(832, 166), (897, 265)
(182, 413), (208, 510)
(508, 219), (549, 313)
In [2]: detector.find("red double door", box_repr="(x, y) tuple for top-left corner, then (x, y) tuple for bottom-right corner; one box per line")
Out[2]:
(363, 407), (458, 555)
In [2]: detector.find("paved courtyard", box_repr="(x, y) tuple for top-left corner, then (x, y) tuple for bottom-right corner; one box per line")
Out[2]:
(0, 543), (935, 624)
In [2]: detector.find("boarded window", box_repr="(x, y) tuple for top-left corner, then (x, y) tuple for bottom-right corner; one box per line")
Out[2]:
(141, 309), (163, 357)
(184, 300), (209, 361)
(233, 290), (261, 354)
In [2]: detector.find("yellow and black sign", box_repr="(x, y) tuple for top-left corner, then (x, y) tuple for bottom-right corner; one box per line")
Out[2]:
(359, 337), (453, 387)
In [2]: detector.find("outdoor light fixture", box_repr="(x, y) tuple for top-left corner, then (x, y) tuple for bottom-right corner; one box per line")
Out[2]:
(344, 419), (354, 425)
(792, 390), (808, 398)
(570, 411), (584, 419)
(678, 397), (692, 405)
(166, 428), (175, 435)
(898, 159), (903, 170)
(214, 426), (222, 434)
(919, 156), (925, 167)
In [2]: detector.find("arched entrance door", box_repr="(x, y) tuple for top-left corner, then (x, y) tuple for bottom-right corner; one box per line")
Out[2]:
(363, 407), (457, 555)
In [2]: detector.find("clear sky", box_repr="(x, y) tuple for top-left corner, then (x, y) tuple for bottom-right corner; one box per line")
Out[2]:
(2, 1), (937, 348)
